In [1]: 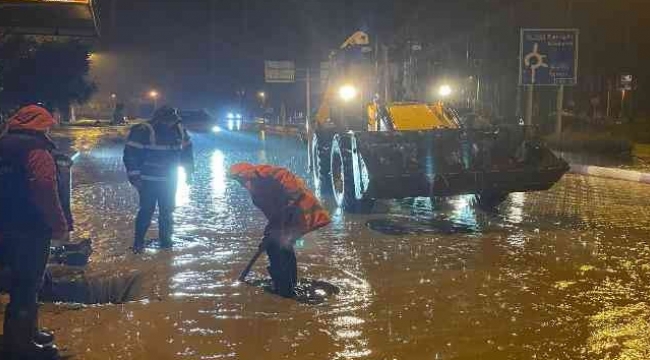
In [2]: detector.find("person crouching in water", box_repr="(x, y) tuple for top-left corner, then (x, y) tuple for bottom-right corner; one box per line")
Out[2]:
(123, 106), (194, 253)
(229, 163), (331, 298)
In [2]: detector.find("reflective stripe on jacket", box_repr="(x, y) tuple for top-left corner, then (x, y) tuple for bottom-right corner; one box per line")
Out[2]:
(123, 122), (194, 182)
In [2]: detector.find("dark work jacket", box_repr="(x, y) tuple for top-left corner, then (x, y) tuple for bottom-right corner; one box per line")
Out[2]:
(0, 130), (68, 234)
(123, 121), (194, 182)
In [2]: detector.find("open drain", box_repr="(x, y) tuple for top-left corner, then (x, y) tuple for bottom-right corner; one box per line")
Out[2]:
(40, 266), (143, 304)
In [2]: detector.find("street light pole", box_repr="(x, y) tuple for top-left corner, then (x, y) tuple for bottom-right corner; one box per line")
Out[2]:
(555, 85), (564, 135)
(525, 85), (534, 126)
(149, 90), (159, 110)
(306, 68), (313, 171)
(258, 92), (266, 108)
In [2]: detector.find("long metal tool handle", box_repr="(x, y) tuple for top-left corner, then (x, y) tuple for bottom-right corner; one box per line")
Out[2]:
(238, 245), (265, 282)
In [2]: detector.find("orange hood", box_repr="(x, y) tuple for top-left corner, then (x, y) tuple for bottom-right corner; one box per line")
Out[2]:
(7, 105), (57, 132)
(229, 163), (331, 240)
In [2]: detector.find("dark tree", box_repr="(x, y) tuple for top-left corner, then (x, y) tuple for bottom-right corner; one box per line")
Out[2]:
(0, 36), (96, 120)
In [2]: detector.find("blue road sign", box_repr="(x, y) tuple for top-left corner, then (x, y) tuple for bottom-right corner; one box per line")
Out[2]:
(520, 29), (579, 86)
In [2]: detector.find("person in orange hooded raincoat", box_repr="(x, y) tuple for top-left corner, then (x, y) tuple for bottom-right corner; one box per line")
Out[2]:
(0, 104), (69, 358)
(229, 163), (331, 298)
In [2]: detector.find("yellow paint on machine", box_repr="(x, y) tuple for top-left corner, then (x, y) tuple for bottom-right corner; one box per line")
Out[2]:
(385, 103), (458, 131)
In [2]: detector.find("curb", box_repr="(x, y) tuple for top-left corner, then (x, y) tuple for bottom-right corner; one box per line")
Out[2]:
(570, 164), (650, 184)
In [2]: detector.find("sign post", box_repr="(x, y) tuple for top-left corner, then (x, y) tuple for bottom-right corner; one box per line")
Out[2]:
(306, 67), (313, 170)
(520, 29), (579, 132)
(619, 74), (633, 118)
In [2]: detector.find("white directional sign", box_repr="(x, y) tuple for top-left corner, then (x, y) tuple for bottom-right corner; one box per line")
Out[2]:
(264, 61), (295, 83)
(520, 29), (579, 86)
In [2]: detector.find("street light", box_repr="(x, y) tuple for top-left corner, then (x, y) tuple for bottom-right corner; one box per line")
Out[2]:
(149, 90), (159, 109)
(257, 91), (267, 109)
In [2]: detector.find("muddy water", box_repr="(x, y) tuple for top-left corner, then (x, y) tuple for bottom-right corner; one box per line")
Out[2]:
(8, 128), (650, 359)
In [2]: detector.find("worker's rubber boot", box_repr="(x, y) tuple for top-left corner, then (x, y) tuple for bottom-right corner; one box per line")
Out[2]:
(1, 342), (60, 360)
(132, 238), (145, 254)
(267, 266), (296, 299)
(158, 212), (174, 249)
(3, 316), (59, 359)
(159, 238), (173, 249)
(34, 330), (54, 348)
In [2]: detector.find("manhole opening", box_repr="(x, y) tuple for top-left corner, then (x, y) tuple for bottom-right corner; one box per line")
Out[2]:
(40, 267), (144, 305)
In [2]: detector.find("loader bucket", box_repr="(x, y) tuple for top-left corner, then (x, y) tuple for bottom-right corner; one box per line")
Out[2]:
(343, 125), (568, 201)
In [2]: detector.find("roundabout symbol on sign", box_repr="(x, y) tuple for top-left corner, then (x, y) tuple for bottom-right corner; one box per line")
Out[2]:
(524, 43), (548, 84)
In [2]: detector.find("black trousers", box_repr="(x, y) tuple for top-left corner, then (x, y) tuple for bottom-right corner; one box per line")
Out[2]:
(135, 180), (177, 249)
(264, 235), (297, 297)
(0, 228), (50, 350)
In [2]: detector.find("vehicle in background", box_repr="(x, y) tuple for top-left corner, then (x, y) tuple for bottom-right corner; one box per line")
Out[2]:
(179, 109), (214, 132)
(211, 112), (244, 133)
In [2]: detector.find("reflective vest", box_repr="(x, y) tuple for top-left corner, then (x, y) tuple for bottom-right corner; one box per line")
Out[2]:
(123, 122), (193, 182)
(229, 163), (331, 237)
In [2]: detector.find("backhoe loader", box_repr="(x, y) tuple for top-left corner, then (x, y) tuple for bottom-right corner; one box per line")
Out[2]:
(310, 32), (569, 212)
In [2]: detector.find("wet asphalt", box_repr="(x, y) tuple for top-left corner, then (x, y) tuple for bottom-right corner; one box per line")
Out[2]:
(17, 127), (650, 359)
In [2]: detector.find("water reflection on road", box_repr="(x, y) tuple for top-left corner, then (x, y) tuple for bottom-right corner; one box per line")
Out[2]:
(34, 128), (650, 359)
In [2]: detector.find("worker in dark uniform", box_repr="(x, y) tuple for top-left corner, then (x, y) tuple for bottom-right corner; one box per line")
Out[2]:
(123, 106), (194, 253)
(0, 104), (69, 359)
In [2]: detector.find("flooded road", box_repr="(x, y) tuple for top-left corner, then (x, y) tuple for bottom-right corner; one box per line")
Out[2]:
(20, 128), (650, 359)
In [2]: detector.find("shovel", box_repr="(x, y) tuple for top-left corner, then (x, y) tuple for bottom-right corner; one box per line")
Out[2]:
(238, 243), (265, 282)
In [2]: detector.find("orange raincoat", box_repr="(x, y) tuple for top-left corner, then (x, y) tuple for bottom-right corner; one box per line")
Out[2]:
(229, 163), (331, 244)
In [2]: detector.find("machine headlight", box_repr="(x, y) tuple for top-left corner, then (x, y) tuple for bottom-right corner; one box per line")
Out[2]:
(438, 84), (452, 97)
(212, 126), (222, 133)
(338, 85), (358, 102)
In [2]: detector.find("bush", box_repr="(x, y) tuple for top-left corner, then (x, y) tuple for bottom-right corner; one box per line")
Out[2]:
(614, 119), (650, 144)
(545, 131), (633, 155)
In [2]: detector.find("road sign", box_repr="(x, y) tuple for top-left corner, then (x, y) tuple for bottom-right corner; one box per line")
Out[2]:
(519, 29), (579, 86)
(264, 61), (295, 83)
(620, 74), (633, 91)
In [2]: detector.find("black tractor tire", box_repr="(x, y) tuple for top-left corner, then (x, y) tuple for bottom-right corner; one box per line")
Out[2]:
(430, 196), (453, 210)
(330, 134), (375, 213)
(474, 192), (509, 210)
(312, 131), (333, 194)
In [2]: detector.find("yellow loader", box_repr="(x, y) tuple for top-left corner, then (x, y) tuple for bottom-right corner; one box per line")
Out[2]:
(310, 32), (569, 212)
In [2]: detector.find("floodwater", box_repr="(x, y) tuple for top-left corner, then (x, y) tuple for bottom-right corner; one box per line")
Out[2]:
(6, 127), (650, 359)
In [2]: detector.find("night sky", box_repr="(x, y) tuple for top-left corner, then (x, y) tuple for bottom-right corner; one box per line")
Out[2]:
(93, 0), (396, 111)
(91, 0), (650, 112)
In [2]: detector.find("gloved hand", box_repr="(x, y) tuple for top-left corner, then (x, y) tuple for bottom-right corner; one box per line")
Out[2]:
(128, 175), (142, 189)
